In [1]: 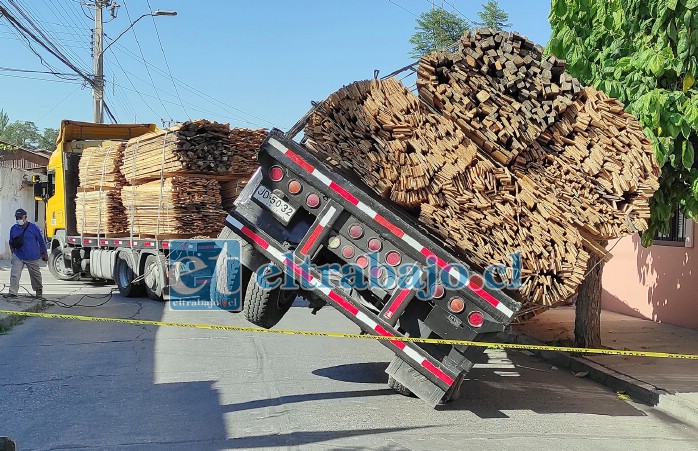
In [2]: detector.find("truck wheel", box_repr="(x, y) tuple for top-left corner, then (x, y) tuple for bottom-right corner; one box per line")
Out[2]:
(243, 271), (296, 329)
(115, 252), (145, 298)
(143, 254), (165, 302)
(48, 248), (79, 281)
(388, 376), (415, 397)
(209, 243), (250, 311)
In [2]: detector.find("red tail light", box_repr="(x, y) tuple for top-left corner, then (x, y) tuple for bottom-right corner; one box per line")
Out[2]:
(341, 246), (355, 259)
(269, 166), (284, 182)
(385, 251), (401, 266)
(355, 256), (369, 269)
(368, 238), (382, 251)
(468, 311), (484, 327)
(348, 224), (363, 239)
(306, 193), (320, 208)
(288, 180), (302, 194)
(448, 297), (465, 313)
(433, 284), (445, 299)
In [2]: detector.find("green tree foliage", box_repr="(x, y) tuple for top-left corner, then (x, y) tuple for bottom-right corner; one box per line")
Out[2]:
(0, 111), (57, 150)
(38, 128), (58, 150)
(409, 8), (470, 58)
(476, 0), (511, 30)
(549, 0), (698, 245)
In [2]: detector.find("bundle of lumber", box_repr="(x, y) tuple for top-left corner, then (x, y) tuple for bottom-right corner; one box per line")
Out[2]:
(121, 119), (237, 183)
(78, 142), (126, 190)
(227, 128), (267, 176)
(220, 179), (248, 212)
(305, 29), (660, 307)
(417, 29), (660, 239)
(219, 127), (267, 211)
(417, 29), (580, 165)
(306, 78), (590, 305)
(76, 190), (128, 235)
(121, 177), (227, 237)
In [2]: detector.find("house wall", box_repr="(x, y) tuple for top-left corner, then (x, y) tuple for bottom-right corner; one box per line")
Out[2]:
(602, 223), (698, 330)
(0, 167), (46, 258)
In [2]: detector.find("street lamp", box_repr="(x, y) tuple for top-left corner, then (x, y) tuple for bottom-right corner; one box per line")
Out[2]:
(101, 11), (177, 56)
(93, 9), (177, 123)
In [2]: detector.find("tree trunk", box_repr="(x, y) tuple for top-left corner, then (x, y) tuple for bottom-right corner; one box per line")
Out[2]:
(574, 241), (608, 348)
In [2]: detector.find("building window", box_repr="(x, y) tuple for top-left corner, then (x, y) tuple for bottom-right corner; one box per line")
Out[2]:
(654, 208), (694, 247)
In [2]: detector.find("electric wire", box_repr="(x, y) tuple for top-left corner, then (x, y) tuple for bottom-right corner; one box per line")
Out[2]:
(145, 0), (189, 120)
(121, 0), (170, 122)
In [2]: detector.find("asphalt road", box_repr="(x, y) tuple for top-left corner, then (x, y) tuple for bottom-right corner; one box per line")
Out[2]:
(1, 265), (698, 450)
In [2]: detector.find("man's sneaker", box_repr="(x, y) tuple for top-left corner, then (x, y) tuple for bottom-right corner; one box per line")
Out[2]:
(5, 293), (17, 298)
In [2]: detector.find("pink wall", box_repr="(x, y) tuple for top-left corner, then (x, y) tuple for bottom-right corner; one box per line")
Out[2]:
(602, 224), (698, 330)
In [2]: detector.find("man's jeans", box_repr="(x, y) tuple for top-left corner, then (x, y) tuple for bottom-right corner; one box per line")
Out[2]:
(9, 254), (43, 296)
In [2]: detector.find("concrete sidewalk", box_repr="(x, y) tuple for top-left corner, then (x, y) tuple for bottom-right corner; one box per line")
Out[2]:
(508, 306), (698, 427)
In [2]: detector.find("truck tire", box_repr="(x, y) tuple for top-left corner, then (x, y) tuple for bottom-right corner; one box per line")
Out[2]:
(243, 272), (296, 329)
(388, 376), (415, 397)
(115, 252), (145, 298)
(209, 246), (249, 311)
(143, 254), (166, 302)
(48, 248), (79, 281)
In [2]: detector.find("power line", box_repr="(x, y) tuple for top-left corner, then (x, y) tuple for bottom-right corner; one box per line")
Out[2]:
(106, 37), (286, 128)
(145, 0), (189, 120)
(35, 85), (82, 123)
(107, 46), (162, 120)
(0, 72), (83, 84)
(121, 0), (170, 122)
(386, 0), (418, 17)
(0, 66), (82, 77)
(0, 0), (94, 85)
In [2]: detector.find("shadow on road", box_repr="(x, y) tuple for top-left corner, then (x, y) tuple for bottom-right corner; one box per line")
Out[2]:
(312, 361), (389, 384)
(221, 426), (434, 449)
(225, 388), (394, 412)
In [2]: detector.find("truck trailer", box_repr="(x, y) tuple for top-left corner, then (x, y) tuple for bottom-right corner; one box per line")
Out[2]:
(37, 120), (521, 406)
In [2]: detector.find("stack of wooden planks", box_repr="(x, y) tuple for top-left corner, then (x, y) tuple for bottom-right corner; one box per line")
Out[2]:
(220, 128), (267, 211)
(78, 142), (127, 190)
(76, 190), (128, 235)
(117, 122), (264, 237)
(120, 177), (227, 237)
(305, 29), (660, 307)
(306, 78), (590, 305)
(76, 142), (128, 235)
(121, 119), (238, 183)
(417, 29), (659, 240)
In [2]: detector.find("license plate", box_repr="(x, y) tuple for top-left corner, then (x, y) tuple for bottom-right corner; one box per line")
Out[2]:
(253, 185), (296, 223)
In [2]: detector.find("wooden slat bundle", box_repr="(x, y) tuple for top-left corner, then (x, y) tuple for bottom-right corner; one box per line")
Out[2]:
(514, 87), (660, 238)
(306, 78), (590, 306)
(416, 29), (660, 240)
(78, 142), (126, 191)
(121, 177), (227, 237)
(227, 128), (266, 176)
(121, 119), (237, 183)
(76, 190), (128, 235)
(417, 29), (580, 166)
(219, 127), (267, 211)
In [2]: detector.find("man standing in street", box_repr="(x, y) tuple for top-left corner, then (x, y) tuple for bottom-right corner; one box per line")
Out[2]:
(7, 208), (48, 298)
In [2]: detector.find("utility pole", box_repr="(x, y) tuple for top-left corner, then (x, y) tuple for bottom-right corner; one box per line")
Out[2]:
(93, 0), (104, 123)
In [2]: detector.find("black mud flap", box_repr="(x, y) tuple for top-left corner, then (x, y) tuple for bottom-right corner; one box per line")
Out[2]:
(386, 356), (449, 408)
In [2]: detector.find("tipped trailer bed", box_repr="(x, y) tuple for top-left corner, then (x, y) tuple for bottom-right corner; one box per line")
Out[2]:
(214, 129), (521, 406)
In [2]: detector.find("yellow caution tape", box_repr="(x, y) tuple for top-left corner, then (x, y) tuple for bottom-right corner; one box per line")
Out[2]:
(2, 309), (697, 360)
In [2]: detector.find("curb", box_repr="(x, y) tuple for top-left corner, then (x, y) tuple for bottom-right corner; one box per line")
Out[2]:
(498, 330), (698, 429)
(0, 298), (45, 332)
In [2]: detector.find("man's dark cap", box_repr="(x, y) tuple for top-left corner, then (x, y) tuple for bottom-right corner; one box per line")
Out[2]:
(15, 208), (27, 219)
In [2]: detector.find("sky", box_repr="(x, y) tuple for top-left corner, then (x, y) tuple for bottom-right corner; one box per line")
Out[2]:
(0, 0), (552, 133)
